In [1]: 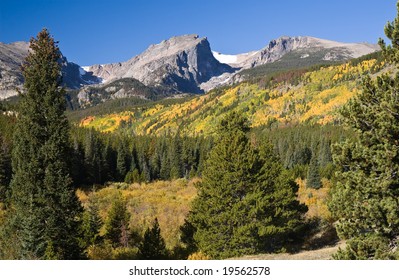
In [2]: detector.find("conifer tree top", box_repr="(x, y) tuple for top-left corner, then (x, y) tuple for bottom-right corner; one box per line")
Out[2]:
(379, 1), (399, 63)
(21, 28), (63, 97)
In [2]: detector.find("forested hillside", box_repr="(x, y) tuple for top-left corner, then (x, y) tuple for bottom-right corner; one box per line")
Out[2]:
(80, 52), (384, 136)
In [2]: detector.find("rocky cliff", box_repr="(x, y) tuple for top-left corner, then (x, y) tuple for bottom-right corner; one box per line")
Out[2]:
(86, 34), (235, 94)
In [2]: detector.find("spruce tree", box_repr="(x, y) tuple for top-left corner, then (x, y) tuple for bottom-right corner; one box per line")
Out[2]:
(0, 142), (6, 201)
(159, 153), (170, 180)
(318, 139), (333, 167)
(379, 1), (399, 65)
(0, 136), (12, 202)
(140, 156), (151, 182)
(306, 155), (322, 189)
(188, 112), (306, 259)
(104, 196), (130, 247)
(84, 129), (104, 184)
(70, 136), (85, 186)
(138, 218), (169, 260)
(179, 219), (197, 257)
(116, 141), (128, 181)
(9, 29), (83, 259)
(81, 201), (103, 247)
(169, 135), (182, 179)
(330, 2), (399, 259)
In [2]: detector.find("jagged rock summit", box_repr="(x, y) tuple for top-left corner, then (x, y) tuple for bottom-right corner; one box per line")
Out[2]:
(86, 34), (234, 94)
(0, 42), (29, 99)
(212, 36), (380, 69)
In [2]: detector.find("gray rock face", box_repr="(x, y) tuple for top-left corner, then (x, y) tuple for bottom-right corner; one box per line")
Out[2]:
(213, 36), (380, 69)
(254, 36), (379, 65)
(0, 42), (29, 99)
(69, 78), (156, 109)
(86, 34), (235, 94)
(0, 42), (101, 99)
(60, 57), (102, 90)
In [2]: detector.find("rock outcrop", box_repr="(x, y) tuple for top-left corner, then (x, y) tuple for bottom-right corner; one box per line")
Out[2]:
(86, 34), (235, 94)
(0, 42), (29, 99)
(213, 36), (380, 69)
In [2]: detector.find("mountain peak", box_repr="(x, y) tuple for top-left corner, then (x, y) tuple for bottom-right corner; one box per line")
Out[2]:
(212, 36), (379, 69)
(133, 34), (208, 65)
(149, 34), (202, 49)
(87, 34), (233, 94)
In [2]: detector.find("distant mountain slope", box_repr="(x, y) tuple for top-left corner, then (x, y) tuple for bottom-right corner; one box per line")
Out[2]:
(0, 42), (101, 99)
(79, 55), (385, 136)
(202, 36), (380, 91)
(212, 36), (379, 69)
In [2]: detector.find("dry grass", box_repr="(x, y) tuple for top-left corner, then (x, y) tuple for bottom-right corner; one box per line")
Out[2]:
(231, 242), (345, 260)
(297, 178), (332, 221)
(77, 176), (340, 258)
(79, 178), (198, 249)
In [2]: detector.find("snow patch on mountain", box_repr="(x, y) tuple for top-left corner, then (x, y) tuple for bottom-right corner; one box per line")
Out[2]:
(212, 50), (260, 68)
(212, 51), (238, 64)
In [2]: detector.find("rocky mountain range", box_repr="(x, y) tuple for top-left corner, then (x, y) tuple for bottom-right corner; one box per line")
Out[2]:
(200, 36), (379, 91)
(0, 34), (379, 103)
(213, 36), (379, 69)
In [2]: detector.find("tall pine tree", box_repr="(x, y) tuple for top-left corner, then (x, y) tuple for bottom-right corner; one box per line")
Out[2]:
(0, 135), (12, 202)
(306, 155), (322, 189)
(104, 196), (130, 247)
(330, 2), (399, 259)
(188, 112), (306, 259)
(116, 140), (128, 181)
(81, 200), (103, 248)
(138, 218), (169, 260)
(10, 29), (84, 259)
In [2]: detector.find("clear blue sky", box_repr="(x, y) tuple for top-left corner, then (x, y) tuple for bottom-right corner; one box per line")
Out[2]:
(0, 0), (397, 66)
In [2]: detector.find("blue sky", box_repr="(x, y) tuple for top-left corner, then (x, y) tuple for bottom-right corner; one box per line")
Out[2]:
(0, 0), (397, 66)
